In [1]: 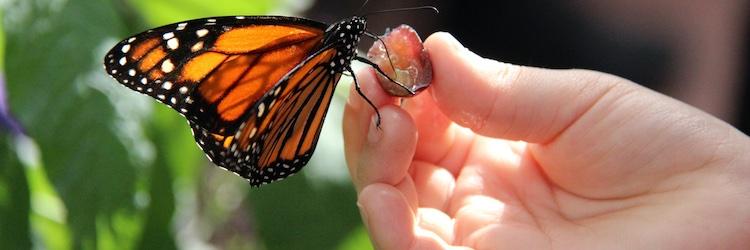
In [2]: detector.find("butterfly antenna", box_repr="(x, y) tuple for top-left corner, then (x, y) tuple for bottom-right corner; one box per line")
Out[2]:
(361, 6), (438, 17)
(357, 0), (371, 16)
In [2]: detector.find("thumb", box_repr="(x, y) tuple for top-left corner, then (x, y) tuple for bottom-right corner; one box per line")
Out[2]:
(425, 32), (748, 199)
(425, 32), (619, 143)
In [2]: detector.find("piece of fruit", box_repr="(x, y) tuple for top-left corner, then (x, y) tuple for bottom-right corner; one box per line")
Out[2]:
(366, 25), (432, 97)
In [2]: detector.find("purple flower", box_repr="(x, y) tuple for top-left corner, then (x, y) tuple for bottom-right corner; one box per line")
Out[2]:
(0, 73), (24, 135)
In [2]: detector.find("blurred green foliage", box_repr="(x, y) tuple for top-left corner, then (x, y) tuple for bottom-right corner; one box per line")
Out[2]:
(130, 0), (275, 25)
(0, 136), (32, 250)
(0, 0), (371, 249)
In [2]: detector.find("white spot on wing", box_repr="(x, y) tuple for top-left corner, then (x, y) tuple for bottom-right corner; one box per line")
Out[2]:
(162, 81), (173, 90)
(119, 57), (127, 65)
(196, 29), (209, 38)
(190, 41), (204, 52)
(161, 59), (175, 73)
(121, 44), (130, 53)
(257, 103), (265, 117)
(167, 38), (179, 50)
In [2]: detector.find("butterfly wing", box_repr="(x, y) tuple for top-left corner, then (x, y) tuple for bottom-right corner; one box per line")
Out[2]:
(104, 16), (328, 135)
(106, 15), (366, 186)
(190, 47), (342, 186)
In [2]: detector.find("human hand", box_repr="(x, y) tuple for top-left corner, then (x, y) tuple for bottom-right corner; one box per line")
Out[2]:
(342, 32), (750, 249)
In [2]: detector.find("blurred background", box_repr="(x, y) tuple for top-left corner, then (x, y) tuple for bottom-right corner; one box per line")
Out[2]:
(0, 0), (746, 249)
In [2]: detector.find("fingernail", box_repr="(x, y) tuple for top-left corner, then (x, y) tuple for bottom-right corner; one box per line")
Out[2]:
(357, 201), (370, 229)
(357, 200), (382, 249)
(367, 114), (381, 144)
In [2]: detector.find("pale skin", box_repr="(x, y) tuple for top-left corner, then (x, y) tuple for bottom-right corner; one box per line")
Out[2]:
(342, 32), (750, 249)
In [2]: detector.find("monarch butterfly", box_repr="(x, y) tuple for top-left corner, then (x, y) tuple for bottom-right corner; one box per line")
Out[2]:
(103, 10), (426, 186)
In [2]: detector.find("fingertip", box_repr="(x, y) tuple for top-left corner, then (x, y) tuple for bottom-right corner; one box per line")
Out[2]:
(425, 32), (465, 54)
(358, 184), (416, 250)
(369, 105), (417, 153)
(345, 68), (405, 189)
(425, 32), (521, 133)
(356, 105), (417, 187)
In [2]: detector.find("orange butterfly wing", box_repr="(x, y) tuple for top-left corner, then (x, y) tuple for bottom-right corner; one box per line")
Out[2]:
(104, 16), (328, 135)
(105, 15), (367, 186)
(191, 48), (341, 184)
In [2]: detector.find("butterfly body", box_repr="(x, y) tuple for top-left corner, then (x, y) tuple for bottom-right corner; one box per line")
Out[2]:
(104, 15), (367, 186)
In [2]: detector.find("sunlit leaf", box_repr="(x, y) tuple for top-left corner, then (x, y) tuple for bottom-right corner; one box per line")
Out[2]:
(3, 0), (144, 247)
(128, 0), (275, 26)
(136, 116), (180, 250)
(0, 136), (32, 250)
(337, 226), (373, 250)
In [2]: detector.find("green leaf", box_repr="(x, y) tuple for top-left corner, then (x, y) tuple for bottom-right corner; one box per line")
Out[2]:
(135, 115), (182, 250)
(3, 0), (145, 248)
(128, 0), (275, 26)
(249, 176), (362, 250)
(151, 106), (203, 189)
(337, 226), (373, 250)
(0, 9), (5, 70)
(0, 136), (32, 250)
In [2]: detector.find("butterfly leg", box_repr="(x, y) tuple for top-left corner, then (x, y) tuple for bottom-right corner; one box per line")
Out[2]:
(347, 65), (382, 128)
(354, 56), (416, 96)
